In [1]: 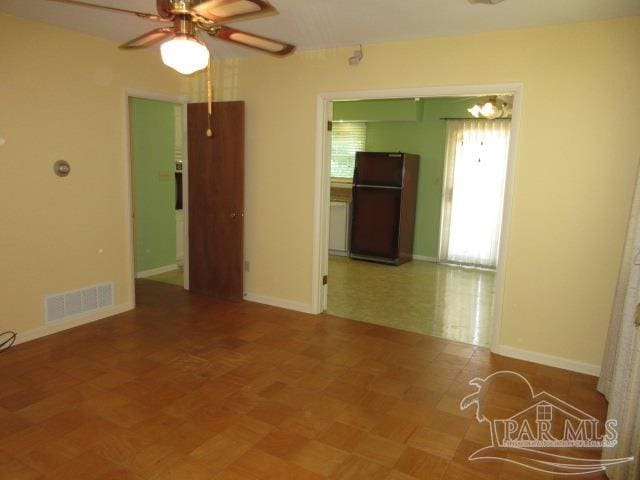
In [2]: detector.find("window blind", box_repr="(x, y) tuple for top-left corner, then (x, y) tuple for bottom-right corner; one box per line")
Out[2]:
(331, 122), (366, 179)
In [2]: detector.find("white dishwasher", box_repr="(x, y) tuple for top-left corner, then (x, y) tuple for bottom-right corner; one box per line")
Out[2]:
(329, 201), (351, 256)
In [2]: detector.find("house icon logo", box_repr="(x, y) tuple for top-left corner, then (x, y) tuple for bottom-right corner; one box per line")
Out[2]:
(460, 371), (633, 475)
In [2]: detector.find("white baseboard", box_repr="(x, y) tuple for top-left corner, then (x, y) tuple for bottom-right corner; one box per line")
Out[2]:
(244, 293), (315, 314)
(413, 255), (439, 263)
(14, 302), (134, 346)
(329, 250), (349, 257)
(492, 344), (601, 377)
(136, 264), (178, 278)
(11, 292), (600, 379)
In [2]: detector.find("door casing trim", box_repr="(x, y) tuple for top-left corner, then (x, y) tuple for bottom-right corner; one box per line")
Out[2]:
(312, 83), (524, 353)
(123, 89), (190, 307)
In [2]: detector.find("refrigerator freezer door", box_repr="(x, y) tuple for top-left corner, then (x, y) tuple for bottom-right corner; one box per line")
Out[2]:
(354, 152), (404, 187)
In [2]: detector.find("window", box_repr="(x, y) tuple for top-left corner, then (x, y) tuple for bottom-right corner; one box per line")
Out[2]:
(331, 122), (366, 179)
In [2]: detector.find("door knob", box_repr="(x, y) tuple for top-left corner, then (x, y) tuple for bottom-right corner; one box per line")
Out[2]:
(230, 213), (238, 219)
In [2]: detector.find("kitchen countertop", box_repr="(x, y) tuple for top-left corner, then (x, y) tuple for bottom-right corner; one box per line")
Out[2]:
(330, 186), (352, 203)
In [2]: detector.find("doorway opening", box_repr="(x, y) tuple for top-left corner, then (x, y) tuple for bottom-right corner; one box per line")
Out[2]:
(313, 86), (521, 350)
(126, 93), (189, 300)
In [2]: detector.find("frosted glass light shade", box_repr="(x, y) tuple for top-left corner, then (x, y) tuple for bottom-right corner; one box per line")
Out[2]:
(161, 37), (209, 75)
(469, 97), (509, 119)
(468, 105), (483, 118)
(480, 100), (501, 119)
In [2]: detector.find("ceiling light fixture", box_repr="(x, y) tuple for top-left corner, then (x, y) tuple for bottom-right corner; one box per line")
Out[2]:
(45, 0), (295, 67)
(468, 96), (511, 119)
(160, 35), (210, 75)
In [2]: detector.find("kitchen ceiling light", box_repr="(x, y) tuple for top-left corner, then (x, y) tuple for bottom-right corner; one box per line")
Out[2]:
(160, 36), (210, 75)
(468, 96), (509, 119)
(480, 99), (500, 119)
(468, 104), (483, 118)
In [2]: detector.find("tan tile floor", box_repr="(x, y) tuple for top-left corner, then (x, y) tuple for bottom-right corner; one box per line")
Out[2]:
(327, 257), (495, 347)
(146, 266), (184, 287)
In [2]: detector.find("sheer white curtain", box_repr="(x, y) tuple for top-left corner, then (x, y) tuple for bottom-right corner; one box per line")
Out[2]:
(597, 166), (640, 480)
(440, 120), (511, 269)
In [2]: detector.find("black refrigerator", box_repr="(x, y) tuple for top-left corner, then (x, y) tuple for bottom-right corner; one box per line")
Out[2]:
(350, 152), (420, 265)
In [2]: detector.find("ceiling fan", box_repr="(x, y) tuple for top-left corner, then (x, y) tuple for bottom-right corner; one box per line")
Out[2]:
(47, 0), (296, 74)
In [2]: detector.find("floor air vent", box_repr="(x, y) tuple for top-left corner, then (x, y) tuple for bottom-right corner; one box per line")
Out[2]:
(44, 282), (114, 324)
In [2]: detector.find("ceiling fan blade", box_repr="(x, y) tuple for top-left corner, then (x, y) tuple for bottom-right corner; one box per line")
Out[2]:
(156, 0), (174, 18)
(119, 28), (175, 49)
(209, 26), (295, 56)
(46, 0), (170, 21)
(192, 0), (276, 23)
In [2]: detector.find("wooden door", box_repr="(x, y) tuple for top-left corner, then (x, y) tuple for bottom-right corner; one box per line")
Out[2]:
(187, 101), (244, 300)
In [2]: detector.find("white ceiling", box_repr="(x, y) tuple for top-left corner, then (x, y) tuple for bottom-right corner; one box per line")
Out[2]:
(1, 0), (639, 58)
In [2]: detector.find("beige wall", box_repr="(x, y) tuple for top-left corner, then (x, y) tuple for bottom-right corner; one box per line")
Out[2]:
(203, 17), (640, 369)
(2, 11), (639, 371)
(0, 14), (184, 339)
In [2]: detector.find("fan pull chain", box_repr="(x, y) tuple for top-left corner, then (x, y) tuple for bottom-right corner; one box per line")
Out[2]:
(206, 55), (213, 137)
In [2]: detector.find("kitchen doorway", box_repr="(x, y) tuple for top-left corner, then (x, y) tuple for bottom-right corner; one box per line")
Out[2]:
(313, 85), (522, 350)
(126, 95), (245, 304)
(126, 92), (189, 303)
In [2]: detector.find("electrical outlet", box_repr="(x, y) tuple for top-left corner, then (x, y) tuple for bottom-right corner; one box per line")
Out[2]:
(244, 261), (250, 272)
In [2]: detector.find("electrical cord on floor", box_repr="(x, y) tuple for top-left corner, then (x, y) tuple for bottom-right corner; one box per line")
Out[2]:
(0, 331), (16, 353)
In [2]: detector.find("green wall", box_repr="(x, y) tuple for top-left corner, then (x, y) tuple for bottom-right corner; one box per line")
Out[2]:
(334, 97), (484, 258)
(333, 98), (423, 122)
(130, 98), (177, 273)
